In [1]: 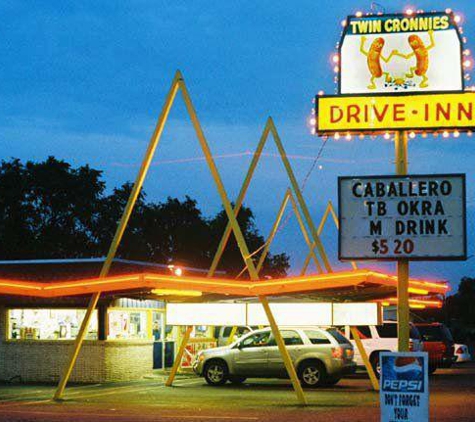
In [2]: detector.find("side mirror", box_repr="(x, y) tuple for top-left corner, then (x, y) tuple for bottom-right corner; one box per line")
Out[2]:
(235, 342), (243, 349)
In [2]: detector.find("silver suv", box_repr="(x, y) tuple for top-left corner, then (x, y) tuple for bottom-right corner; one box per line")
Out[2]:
(193, 326), (356, 388)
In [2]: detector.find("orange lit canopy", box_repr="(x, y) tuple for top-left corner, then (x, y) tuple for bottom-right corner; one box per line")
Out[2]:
(0, 269), (448, 307)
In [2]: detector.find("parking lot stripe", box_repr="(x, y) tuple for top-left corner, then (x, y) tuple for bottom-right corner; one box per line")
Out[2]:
(0, 378), (203, 405)
(0, 409), (260, 421)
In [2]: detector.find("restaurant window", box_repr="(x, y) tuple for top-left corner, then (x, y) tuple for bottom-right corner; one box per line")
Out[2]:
(108, 310), (148, 340)
(8, 309), (98, 340)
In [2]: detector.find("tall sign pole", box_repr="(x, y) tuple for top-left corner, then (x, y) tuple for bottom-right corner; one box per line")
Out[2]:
(315, 10), (470, 358)
(395, 130), (409, 351)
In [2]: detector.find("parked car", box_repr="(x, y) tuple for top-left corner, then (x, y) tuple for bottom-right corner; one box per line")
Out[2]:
(415, 323), (455, 373)
(453, 343), (471, 363)
(342, 320), (423, 377)
(214, 326), (257, 347)
(194, 326), (356, 387)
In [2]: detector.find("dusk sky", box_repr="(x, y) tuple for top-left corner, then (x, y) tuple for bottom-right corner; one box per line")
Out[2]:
(2, 0), (474, 290)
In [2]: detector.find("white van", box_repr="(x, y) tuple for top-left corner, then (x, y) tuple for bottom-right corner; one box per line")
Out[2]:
(342, 320), (423, 376)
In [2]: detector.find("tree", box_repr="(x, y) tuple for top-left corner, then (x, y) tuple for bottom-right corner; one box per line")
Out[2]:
(446, 277), (475, 327)
(0, 157), (289, 277)
(0, 157), (105, 259)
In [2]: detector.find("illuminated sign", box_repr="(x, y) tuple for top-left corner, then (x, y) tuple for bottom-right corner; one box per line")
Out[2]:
(380, 352), (429, 422)
(338, 174), (466, 260)
(339, 12), (463, 94)
(247, 303), (333, 326)
(166, 303), (247, 326)
(316, 92), (475, 133)
(166, 303), (382, 326)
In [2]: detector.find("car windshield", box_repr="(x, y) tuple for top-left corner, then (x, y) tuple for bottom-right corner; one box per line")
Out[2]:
(327, 329), (351, 345)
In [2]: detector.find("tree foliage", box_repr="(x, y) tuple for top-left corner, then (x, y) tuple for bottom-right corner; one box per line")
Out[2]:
(0, 157), (289, 277)
(446, 277), (475, 327)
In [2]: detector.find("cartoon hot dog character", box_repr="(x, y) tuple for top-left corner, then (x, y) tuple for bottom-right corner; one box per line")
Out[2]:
(395, 30), (435, 88)
(360, 36), (395, 89)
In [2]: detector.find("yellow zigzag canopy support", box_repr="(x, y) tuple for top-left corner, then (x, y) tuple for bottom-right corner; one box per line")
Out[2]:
(53, 71), (307, 405)
(301, 200), (358, 276)
(207, 117), (332, 279)
(235, 188), (323, 279)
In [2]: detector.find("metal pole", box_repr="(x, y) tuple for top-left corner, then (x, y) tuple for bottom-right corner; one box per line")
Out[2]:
(161, 303), (166, 370)
(395, 130), (410, 352)
(178, 85), (307, 404)
(166, 326), (193, 386)
(350, 327), (379, 391)
(288, 192), (323, 273)
(207, 121), (270, 277)
(269, 120), (333, 273)
(53, 72), (182, 401)
(259, 296), (307, 405)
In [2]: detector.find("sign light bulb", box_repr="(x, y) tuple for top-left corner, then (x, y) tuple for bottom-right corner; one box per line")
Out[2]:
(405, 8), (414, 16)
(355, 11), (363, 17)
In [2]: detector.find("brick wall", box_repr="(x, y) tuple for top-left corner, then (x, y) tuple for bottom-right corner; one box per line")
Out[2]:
(0, 308), (153, 383)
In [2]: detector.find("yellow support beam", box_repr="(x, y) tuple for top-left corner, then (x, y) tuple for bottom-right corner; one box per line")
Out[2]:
(395, 130), (410, 352)
(350, 327), (379, 391)
(226, 326), (239, 346)
(301, 200), (357, 275)
(207, 123), (270, 277)
(178, 78), (306, 403)
(259, 295), (307, 405)
(234, 187), (324, 279)
(209, 118), (331, 278)
(166, 326), (193, 386)
(268, 120), (332, 273)
(53, 71), (182, 401)
(54, 72), (308, 405)
(255, 189), (292, 275)
(288, 192), (323, 274)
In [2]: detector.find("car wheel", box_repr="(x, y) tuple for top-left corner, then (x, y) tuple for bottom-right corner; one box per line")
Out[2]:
(298, 360), (326, 388)
(204, 360), (228, 386)
(229, 376), (246, 385)
(370, 353), (381, 379)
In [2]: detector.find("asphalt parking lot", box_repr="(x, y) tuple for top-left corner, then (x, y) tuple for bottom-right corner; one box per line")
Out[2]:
(0, 363), (473, 422)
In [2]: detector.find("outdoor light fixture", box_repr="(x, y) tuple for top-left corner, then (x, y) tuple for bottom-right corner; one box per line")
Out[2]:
(167, 264), (183, 277)
(151, 289), (202, 297)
